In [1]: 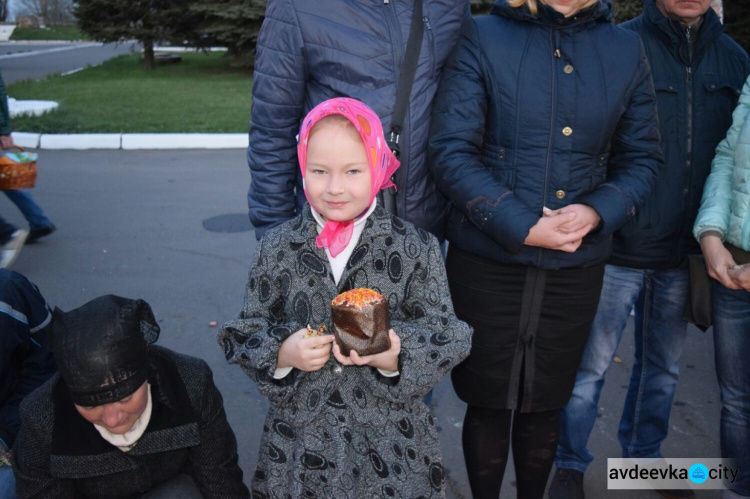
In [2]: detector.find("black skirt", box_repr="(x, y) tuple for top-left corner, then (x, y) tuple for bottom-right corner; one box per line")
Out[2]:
(447, 246), (604, 412)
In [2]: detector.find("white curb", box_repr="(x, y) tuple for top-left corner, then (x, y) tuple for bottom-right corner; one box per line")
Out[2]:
(40, 134), (122, 149)
(121, 133), (248, 150)
(10, 132), (249, 150)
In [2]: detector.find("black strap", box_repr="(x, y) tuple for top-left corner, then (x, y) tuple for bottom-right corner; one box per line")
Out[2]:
(383, 0), (423, 214)
(388, 0), (423, 159)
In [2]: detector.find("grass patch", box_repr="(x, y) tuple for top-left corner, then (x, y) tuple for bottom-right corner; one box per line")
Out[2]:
(10, 25), (92, 41)
(9, 51), (253, 133)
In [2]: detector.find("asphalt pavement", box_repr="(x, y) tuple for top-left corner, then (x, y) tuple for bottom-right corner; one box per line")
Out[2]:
(0, 41), (137, 85)
(1, 148), (725, 498)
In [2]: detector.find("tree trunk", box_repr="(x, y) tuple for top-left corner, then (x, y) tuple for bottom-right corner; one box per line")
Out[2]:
(143, 38), (155, 70)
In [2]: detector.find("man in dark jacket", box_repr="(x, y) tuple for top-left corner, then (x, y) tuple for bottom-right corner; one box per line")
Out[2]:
(12, 295), (250, 499)
(246, 0), (469, 241)
(0, 270), (55, 499)
(551, 1), (750, 498)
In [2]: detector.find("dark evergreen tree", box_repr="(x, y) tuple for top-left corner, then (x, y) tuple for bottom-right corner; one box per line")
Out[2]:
(190, 0), (266, 67)
(725, 1), (750, 56)
(74, 0), (210, 69)
(612, 0), (642, 24)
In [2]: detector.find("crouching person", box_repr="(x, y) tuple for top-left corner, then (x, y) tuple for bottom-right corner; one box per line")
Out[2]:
(12, 295), (250, 499)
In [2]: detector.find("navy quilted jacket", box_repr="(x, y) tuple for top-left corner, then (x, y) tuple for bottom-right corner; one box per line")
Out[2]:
(428, 0), (663, 269)
(246, 0), (470, 240)
(612, 0), (750, 269)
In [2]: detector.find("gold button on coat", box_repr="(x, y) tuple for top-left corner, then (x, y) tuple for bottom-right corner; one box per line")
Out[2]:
(562, 126), (572, 136)
(556, 190), (566, 199)
(564, 65), (574, 74)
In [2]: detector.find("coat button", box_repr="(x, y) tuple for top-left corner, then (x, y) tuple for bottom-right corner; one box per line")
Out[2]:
(564, 64), (574, 74)
(556, 190), (566, 199)
(562, 126), (573, 136)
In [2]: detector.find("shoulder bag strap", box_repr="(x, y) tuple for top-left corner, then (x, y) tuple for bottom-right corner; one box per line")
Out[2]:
(384, 0), (424, 214)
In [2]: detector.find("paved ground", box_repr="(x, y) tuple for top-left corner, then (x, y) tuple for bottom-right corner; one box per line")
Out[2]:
(0, 41), (137, 84)
(2, 149), (724, 498)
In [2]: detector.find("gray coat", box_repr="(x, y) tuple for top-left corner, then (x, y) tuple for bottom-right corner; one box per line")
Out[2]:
(218, 206), (472, 498)
(12, 346), (249, 499)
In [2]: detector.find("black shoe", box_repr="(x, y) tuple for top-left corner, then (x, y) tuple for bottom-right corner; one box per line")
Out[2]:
(655, 489), (695, 499)
(549, 468), (585, 499)
(27, 225), (56, 244)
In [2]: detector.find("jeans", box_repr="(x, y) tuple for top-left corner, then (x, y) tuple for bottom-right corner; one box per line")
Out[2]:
(713, 282), (750, 496)
(556, 264), (690, 473)
(4, 190), (53, 231)
(0, 466), (17, 499)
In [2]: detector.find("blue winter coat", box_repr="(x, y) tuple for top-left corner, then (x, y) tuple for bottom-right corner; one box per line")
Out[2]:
(246, 0), (470, 240)
(428, 0), (663, 270)
(694, 75), (750, 250)
(0, 269), (55, 451)
(612, 0), (750, 269)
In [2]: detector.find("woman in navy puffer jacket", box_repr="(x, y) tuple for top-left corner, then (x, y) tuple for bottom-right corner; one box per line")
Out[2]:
(428, 0), (663, 497)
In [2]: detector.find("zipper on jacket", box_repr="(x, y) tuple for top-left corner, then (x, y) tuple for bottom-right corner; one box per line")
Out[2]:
(540, 28), (559, 267)
(684, 26), (694, 218)
(681, 22), (695, 259)
(424, 16), (435, 78)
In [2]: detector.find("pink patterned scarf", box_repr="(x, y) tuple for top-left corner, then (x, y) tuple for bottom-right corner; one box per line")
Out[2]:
(298, 98), (400, 257)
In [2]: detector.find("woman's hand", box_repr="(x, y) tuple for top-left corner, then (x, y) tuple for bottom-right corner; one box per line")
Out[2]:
(525, 211), (590, 252)
(277, 328), (335, 372)
(554, 204), (601, 234)
(700, 235), (739, 289)
(332, 329), (401, 372)
(727, 264), (750, 291)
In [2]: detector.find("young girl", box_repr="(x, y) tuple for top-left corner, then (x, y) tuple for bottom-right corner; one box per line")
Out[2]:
(219, 98), (471, 499)
(218, 98), (471, 497)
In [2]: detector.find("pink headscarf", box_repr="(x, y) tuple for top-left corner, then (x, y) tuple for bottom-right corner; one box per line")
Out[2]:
(298, 98), (400, 257)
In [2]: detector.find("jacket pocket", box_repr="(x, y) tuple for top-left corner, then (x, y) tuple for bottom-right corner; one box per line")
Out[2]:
(702, 79), (743, 143)
(653, 80), (679, 140)
(589, 152), (609, 191)
(702, 80), (742, 97)
(481, 143), (516, 188)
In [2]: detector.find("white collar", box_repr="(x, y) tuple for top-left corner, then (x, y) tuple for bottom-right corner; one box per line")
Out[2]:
(93, 383), (153, 452)
(310, 198), (378, 230)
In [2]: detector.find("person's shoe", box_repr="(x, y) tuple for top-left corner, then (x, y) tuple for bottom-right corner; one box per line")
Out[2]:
(549, 468), (585, 499)
(26, 224), (56, 244)
(0, 229), (29, 268)
(655, 489), (696, 499)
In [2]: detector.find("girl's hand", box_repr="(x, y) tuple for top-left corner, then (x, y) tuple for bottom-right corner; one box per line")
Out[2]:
(727, 264), (750, 292)
(700, 235), (739, 290)
(525, 211), (590, 252)
(332, 329), (401, 372)
(277, 328), (335, 372)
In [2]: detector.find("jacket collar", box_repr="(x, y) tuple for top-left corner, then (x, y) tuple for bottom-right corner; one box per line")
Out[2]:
(49, 347), (199, 478)
(287, 204), (402, 290)
(643, 0), (724, 65)
(288, 204), (396, 245)
(492, 0), (612, 30)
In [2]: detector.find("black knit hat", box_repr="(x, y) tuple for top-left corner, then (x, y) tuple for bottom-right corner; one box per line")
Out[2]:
(51, 295), (160, 407)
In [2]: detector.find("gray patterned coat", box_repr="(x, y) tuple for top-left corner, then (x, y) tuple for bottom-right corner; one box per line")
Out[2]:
(218, 206), (472, 498)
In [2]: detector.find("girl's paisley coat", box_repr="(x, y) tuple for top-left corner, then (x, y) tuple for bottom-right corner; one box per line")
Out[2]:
(218, 206), (472, 498)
